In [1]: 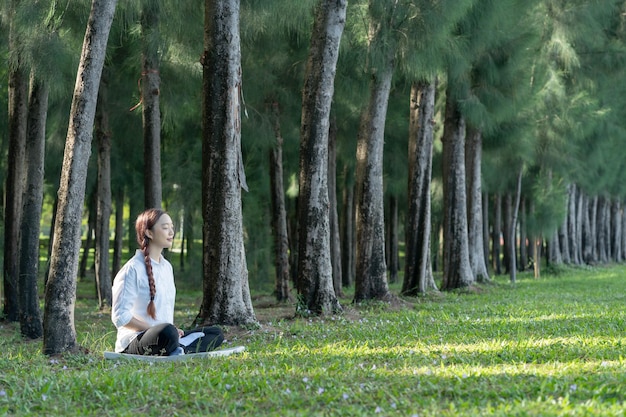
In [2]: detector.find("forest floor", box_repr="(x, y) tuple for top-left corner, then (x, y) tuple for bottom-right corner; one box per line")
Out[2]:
(2, 265), (626, 416)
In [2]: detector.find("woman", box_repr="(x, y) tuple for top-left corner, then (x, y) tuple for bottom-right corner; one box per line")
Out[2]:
(111, 208), (224, 355)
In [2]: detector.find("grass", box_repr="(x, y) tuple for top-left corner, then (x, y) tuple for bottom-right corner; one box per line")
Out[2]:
(2, 266), (626, 416)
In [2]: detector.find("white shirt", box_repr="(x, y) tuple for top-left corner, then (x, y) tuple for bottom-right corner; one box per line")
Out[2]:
(111, 250), (176, 352)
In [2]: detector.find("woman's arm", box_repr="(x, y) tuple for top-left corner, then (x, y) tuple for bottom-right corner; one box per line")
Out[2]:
(122, 316), (152, 332)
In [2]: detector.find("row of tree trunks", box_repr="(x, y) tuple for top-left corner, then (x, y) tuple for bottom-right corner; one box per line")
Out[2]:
(549, 187), (626, 267)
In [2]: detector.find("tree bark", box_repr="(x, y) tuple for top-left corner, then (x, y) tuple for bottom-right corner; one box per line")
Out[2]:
(43, 0), (117, 355)
(596, 196), (608, 263)
(112, 186), (124, 277)
(354, 66), (393, 302)
(4, 4), (28, 321)
(196, 0), (256, 326)
(340, 167), (354, 288)
(295, 0), (346, 314)
(581, 193), (593, 264)
(590, 195), (598, 263)
(328, 118), (343, 297)
(95, 71), (113, 308)
(502, 193), (512, 273)
(611, 199), (622, 262)
(18, 72), (48, 338)
(519, 197), (528, 270)
(558, 190), (571, 264)
(482, 192), (490, 272)
(141, 0), (163, 209)
(621, 204), (626, 262)
(79, 192), (96, 280)
(509, 166), (523, 283)
(492, 194), (502, 275)
(402, 80), (437, 296)
(387, 195), (399, 284)
(465, 127), (490, 282)
(441, 88), (473, 290)
(549, 228), (562, 265)
(268, 101), (291, 302)
(567, 184), (580, 265)
(575, 187), (584, 264)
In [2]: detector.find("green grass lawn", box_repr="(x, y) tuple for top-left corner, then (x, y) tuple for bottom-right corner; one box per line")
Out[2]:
(2, 266), (626, 416)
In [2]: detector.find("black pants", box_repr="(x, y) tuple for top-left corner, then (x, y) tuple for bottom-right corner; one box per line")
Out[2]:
(124, 323), (224, 356)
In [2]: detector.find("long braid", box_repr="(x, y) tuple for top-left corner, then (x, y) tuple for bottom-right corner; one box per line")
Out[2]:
(137, 210), (164, 320)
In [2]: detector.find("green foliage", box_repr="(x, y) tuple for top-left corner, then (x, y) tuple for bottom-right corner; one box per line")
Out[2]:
(3, 266), (626, 415)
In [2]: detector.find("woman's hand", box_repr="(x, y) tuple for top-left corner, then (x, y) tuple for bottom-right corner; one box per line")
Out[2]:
(177, 328), (184, 337)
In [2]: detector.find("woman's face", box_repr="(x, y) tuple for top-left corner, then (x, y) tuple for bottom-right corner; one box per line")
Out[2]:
(146, 214), (175, 250)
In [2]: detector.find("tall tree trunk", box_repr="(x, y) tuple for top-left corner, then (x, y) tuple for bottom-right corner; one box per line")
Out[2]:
(509, 166), (523, 283)
(482, 192), (490, 271)
(492, 194), (502, 275)
(95, 72), (112, 308)
(575, 187), (584, 264)
(79, 192), (96, 280)
(611, 199), (622, 262)
(18, 73), (48, 338)
(4, 3), (28, 321)
(340, 167), (354, 288)
(567, 184), (580, 265)
(44, 198), (58, 286)
(268, 100), (291, 303)
(402, 80), (437, 296)
(387, 195), (399, 284)
(596, 196), (608, 263)
(549, 229), (563, 265)
(465, 126), (490, 282)
(621, 205), (626, 262)
(112, 186), (124, 277)
(295, 0), (346, 314)
(558, 196), (571, 264)
(441, 89), (473, 290)
(354, 64), (392, 302)
(328, 117), (343, 297)
(502, 193), (512, 273)
(581, 193), (593, 264)
(519, 197), (528, 271)
(43, 0), (117, 355)
(590, 195), (598, 263)
(197, 0), (256, 325)
(141, 0), (162, 209)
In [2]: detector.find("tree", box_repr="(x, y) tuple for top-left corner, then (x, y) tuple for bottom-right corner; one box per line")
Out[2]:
(295, 0), (346, 315)
(43, 0), (117, 355)
(268, 101), (291, 302)
(402, 80), (438, 295)
(4, 0), (28, 322)
(195, 0), (256, 326)
(440, 84), (474, 290)
(353, 0), (396, 303)
(140, 0), (162, 209)
(18, 71), (47, 338)
(465, 127), (490, 282)
(95, 70), (112, 308)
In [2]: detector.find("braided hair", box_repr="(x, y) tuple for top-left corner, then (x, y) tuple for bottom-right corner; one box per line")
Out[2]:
(135, 208), (166, 320)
